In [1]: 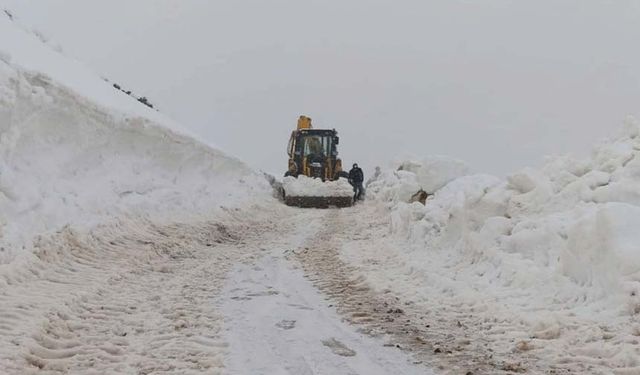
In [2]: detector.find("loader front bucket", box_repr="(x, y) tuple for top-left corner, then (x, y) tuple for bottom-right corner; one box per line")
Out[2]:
(281, 175), (354, 208)
(284, 195), (353, 208)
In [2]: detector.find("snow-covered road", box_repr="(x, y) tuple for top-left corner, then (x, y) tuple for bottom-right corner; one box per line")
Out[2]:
(222, 251), (426, 375)
(0, 205), (265, 373)
(4, 195), (616, 375)
(3, 194), (623, 374)
(0, 203), (434, 374)
(0, 213), (271, 374)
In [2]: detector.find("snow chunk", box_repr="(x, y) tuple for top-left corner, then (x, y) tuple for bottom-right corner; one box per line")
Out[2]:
(366, 169), (421, 204)
(623, 115), (640, 139)
(593, 138), (634, 173)
(563, 203), (640, 287)
(282, 176), (353, 197)
(366, 156), (471, 205)
(507, 167), (545, 194)
(399, 156), (471, 194)
(0, 50), (11, 64)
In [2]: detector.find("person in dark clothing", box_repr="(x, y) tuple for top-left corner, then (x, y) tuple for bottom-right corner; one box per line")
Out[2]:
(348, 163), (365, 201)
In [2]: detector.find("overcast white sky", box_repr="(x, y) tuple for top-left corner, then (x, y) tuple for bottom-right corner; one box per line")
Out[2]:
(5, 0), (640, 176)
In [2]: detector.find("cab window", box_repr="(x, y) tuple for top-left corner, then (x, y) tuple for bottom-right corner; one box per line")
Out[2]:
(302, 135), (332, 157)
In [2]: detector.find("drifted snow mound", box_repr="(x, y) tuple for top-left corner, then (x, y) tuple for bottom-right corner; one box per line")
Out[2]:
(365, 169), (421, 204)
(373, 119), (640, 293)
(0, 13), (270, 265)
(366, 156), (471, 203)
(398, 156), (471, 194)
(282, 175), (353, 197)
(364, 117), (640, 370)
(383, 120), (640, 293)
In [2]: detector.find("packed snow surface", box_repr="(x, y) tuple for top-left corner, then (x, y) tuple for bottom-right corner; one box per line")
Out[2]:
(283, 175), (354, 197)
(222, 246), (427, 374)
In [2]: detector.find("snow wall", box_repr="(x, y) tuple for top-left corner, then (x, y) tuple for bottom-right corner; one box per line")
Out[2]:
(367, 117), (640, 319)
(0, 11), (271, 265)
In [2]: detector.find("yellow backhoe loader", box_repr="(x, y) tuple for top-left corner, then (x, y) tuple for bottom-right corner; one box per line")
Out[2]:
(282, 115), (353, 208)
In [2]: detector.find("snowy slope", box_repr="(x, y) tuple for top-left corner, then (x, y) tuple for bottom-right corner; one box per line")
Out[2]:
(0, 11), (270, 266)
(353, 119), (640, 371)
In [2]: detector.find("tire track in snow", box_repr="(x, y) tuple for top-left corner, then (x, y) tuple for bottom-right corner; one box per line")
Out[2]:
(219, 210), (428, 375)
(294, 208), (542, 375)
(0, 206), (280, 374)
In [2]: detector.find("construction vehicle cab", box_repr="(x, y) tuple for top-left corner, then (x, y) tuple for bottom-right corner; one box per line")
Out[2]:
(285, 116), (347, 181)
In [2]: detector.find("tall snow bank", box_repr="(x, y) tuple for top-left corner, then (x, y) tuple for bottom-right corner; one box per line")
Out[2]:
(366, 156), (471, 204)
(0, 13), (271, 265)
(398, 156), (471, 194)
(361, 118), (640, 370)
(378, 122), (640, 297)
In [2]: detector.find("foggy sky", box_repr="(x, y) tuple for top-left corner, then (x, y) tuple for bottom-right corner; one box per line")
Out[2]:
(6, 0), (640, 176)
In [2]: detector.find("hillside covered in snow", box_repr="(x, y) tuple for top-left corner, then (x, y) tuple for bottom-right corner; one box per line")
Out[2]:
(0, 11), (270, 266)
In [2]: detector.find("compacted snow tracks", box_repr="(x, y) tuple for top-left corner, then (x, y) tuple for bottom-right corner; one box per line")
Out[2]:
(293, 209), (504, 374)
(0, 207), (276, 374)
(220, 214), (426, 374)
(1, 202), (573, 374)
(0, 205), (430, 374)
